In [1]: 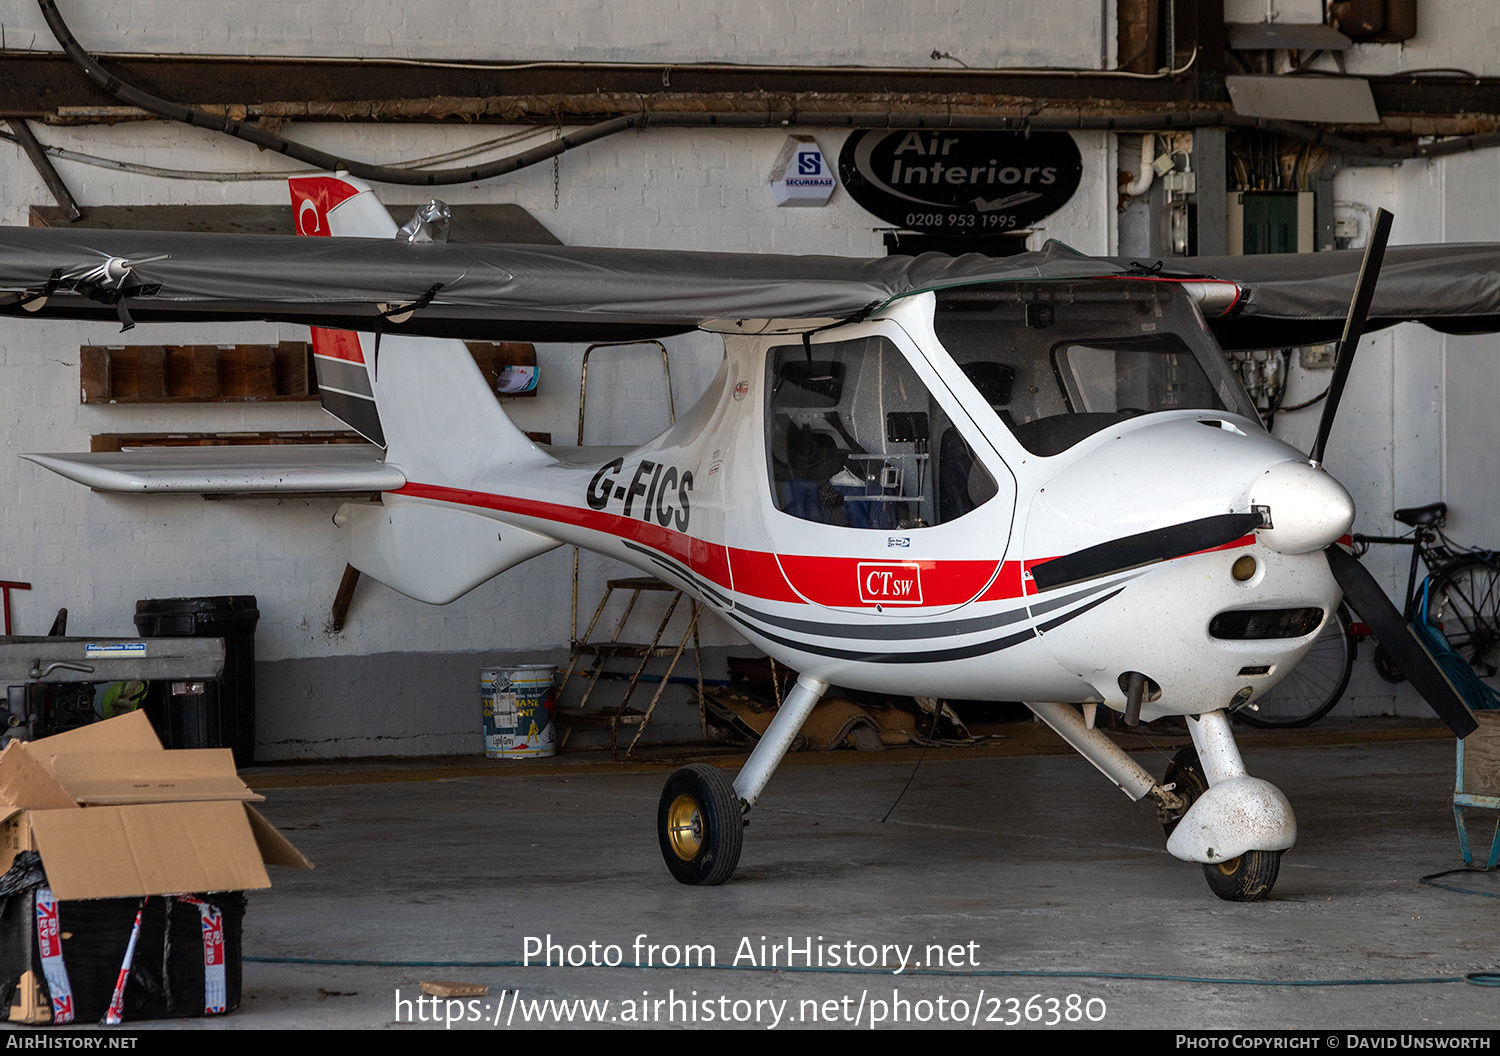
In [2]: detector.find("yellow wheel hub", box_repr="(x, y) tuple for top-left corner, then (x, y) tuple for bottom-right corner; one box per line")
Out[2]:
(666, 794), (705, 860)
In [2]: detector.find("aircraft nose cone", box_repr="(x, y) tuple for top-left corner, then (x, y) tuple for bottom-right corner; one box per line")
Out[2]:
(1247, 460), (1355, 554)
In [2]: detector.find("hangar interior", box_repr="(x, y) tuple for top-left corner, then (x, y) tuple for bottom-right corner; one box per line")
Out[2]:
(5, 0), (1500, 760)
(1, 0), (1500, 1029)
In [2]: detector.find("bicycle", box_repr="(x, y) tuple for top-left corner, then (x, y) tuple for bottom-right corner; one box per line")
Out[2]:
(1236, 501), (1500, 728)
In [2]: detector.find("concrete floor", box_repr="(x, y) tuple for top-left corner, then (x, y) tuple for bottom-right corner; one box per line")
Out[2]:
(155, 721), (1499, 1030)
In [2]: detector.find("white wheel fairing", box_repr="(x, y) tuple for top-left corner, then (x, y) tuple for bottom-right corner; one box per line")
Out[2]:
(1165, 776), (1297, 864)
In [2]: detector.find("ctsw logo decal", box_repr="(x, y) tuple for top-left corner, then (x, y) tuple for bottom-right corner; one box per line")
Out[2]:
(587, 457), (693, 532)
(857, 561), (923, 605)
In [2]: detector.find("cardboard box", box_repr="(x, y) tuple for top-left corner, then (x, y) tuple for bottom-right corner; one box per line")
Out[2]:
(0, 711), (311, 1024)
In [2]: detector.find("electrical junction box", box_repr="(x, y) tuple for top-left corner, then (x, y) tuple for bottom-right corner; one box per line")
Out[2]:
(1300, 344), (1338, 370)
(767, 136), (837, 207)
(1227, 191), (1315, 254)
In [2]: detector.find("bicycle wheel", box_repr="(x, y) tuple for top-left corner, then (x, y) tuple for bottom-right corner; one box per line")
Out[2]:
(1428, 556), (1500, 684)
(1235, 604), (1354, 728)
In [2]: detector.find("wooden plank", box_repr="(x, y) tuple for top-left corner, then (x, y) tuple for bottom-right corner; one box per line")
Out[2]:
(273, 342), (311, 397)
(135, 345), (166, 398)
(189, 346), (221, 397)
(245, 344), (276, 398)
(110, 346), (139, 398)
(330, 564), (361, 633)
(218, 345), (276, 398)
(496, 341), (537, 369)
(80, 346), (109, 402)
(218, 345), (246, 396)
(465, 342), (500, 392)
(91, 431), (366, 450)
(164, 345), (192, 397)
(1462, 712), (1500, 798)
(82, 342), (325, 403)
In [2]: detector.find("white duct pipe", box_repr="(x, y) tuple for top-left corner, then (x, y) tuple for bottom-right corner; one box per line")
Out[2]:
(1123, 134), (1156, 198)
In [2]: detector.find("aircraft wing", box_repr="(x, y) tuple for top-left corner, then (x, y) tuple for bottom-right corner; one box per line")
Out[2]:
(1153, 244), (1500, 349)
(22, 444), (404, 494)
(4, 224), (1500, 346)
(0, 228), (1123, 340)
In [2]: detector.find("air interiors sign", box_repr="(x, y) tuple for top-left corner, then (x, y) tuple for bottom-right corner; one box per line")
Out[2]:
(838, 129), (1083, 235)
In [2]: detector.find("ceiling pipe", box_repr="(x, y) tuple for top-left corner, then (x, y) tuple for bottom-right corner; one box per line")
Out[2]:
(37, 0), (1500, 187)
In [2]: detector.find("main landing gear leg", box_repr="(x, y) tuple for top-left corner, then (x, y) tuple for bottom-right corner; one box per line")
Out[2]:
(1168, 710), (1296, 902)
(657, 675), (829, 885)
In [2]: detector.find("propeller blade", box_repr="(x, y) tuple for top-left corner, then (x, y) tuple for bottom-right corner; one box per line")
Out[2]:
(1029, 512), (1264, 593)
(1308, 208), (1394, 466)
(1324, 544), (1478, 737)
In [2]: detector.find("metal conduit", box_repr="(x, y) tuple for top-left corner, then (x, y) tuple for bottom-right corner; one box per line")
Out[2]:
(39, 0), (1500, 188)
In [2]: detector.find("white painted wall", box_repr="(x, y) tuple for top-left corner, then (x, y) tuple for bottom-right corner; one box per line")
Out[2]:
(5, 0), (1500, 746)
(0, 0), (1107, 67)
(0, 110), (1112, 756)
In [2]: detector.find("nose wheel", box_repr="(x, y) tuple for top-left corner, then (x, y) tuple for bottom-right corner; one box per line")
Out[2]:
(1167, 713), (1295, 902)
(1202, 850), (1282, 902)
(658, 763), (743, 885)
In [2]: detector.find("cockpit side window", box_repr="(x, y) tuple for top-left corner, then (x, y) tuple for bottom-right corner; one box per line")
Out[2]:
(1053, 336), (1224, 415)
(765, 335), (998, 530)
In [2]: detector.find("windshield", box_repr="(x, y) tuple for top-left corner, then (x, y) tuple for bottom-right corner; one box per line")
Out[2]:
(931, 281), (1258, 456)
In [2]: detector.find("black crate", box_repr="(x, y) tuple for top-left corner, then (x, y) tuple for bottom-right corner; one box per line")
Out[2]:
(0, 856), (245, 1024)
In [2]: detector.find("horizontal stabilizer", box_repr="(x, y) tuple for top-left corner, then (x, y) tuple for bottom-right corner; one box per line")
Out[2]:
(23, 444), (405, 494)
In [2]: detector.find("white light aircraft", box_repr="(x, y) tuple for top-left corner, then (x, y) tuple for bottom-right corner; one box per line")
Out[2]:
(0, 175), (1485, 901)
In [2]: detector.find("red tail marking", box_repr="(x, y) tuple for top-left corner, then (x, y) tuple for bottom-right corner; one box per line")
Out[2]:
(310, 327), (365, 364)
(289, 176), (361, 237)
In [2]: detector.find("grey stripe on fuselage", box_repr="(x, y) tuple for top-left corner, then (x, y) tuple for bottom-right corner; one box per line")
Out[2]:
(730, 576), (1138, 641)
(725, 588), (1124, 664)
(621, 541), (734, 609)
(313, 356), (375, 397)
(618, 535), (1138, 653)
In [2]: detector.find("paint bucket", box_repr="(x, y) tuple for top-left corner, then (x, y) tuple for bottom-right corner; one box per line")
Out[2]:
(481, 665), (557, 759)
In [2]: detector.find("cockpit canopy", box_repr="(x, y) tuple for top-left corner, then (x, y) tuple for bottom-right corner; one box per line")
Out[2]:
(932, 280), (1260, 456)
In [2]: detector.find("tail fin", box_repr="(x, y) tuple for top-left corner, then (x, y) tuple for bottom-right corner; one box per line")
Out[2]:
(288, 175), (541, 485)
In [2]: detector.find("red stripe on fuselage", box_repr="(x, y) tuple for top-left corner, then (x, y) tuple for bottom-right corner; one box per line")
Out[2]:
(727, 548), (800, 602)
(776, 554), (1004, 608)
(396, 482), (732, 588)
(393, 483), (1034, 607)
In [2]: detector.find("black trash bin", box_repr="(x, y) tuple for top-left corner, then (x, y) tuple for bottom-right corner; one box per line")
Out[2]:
(134, 596), (260, 766)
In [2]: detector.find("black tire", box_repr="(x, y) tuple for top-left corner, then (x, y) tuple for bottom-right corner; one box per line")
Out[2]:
(1159, 746), (1208, 836)
(1429, 556), (1500, 685)
(1235, 604), (1354, 728)
(657, 763), (743, 886)
(1372, 643), (1408, 684)
(1202, 849), (1282, 902)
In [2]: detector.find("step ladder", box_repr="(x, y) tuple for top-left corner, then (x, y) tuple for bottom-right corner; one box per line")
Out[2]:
(556, 576), (704, 758)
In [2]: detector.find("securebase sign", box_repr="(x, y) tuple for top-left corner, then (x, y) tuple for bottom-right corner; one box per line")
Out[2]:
(768, 136), (837, 207)
(838, 129), (1082, 235)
